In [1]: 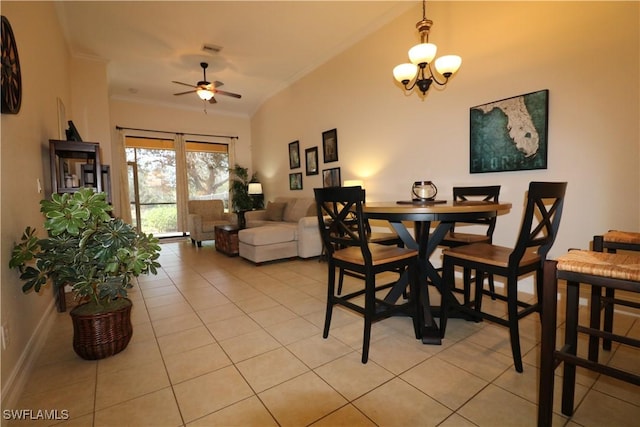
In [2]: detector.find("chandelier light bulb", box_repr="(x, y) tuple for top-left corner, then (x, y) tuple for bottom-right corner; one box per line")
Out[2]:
(393, 63), (418, 84)
(434, 55), (462, 77)
(408, 43), (437, 65)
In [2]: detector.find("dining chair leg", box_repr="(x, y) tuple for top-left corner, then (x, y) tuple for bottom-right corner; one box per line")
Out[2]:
(536, 267), (544, 321)
(440, 256), (456, 337)
(538, 260), (558, 426)
(463, 268), (472, 305)
(362, 274), (376, 363)
(507, 275), (524, 373)
(406, 262), (421, 339)
(473, 271), (484, 314)
(603, 287), (615, 350)
(323, 265), (336, 338)
(337, 268), (345, 295)
(487, 273), (497, 300)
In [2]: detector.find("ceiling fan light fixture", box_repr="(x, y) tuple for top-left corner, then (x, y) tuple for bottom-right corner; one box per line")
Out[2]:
(197, 88), (214, 101)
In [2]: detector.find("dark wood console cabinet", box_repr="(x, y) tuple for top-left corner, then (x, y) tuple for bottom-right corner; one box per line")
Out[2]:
(49, 140), (110, 201)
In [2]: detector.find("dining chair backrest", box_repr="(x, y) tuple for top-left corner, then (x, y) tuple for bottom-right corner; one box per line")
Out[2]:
(314, 186), (371, 263)
(509, 181), (567, 266)
(452, 185), (501, 236)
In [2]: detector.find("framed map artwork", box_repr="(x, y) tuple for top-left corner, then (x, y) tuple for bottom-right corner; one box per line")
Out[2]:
(470, 89), (548, 173)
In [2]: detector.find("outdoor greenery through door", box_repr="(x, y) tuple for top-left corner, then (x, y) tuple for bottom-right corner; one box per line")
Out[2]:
(125, 136), (230, 237)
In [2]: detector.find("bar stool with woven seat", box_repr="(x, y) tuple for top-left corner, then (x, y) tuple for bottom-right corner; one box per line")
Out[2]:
(439, 185), (501, 304)
(538, 250), (640, 425)
(314, 186), (421, 363)
(591, 230), (640, 358)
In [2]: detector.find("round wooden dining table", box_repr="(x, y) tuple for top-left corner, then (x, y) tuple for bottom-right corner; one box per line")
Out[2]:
(364, 200), (512, 344)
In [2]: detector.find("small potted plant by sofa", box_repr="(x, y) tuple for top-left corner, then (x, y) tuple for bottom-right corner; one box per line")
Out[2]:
(9, 188), (161, 360)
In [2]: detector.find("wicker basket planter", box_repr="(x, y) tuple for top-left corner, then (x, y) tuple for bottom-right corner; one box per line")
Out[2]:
(70, 299), (133, 360)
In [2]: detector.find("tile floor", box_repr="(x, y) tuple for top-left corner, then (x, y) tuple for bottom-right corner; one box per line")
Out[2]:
(9, 240), (640, 426)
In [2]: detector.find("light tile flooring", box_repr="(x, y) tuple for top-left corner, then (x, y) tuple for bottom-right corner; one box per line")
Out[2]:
(10, 240), (640, 426)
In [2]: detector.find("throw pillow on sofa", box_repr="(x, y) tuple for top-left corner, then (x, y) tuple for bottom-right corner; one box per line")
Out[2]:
(265, 202), (287, 221)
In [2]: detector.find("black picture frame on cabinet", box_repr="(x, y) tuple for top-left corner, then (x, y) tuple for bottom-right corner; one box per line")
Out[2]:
(66, 120), (83, 142)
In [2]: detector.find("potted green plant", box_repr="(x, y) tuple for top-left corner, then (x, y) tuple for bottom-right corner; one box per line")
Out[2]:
(9, 188), (161, 360)
(230, 164), (258, 227)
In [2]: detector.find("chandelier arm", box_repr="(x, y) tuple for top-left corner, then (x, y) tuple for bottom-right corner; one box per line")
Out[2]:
(402, 65), (428, 92)
(426, 62), (449, 87)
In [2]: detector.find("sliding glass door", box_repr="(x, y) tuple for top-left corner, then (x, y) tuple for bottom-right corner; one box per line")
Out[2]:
(124, 136), (230, 237)
(126, 138), (178, 236)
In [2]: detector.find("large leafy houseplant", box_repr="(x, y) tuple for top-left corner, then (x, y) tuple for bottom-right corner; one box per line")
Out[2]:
(9, 188), (161, 315)
(230, 163), (258, 212)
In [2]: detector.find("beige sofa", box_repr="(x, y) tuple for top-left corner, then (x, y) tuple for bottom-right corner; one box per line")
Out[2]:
(238, 197), (322, 263)
(187, 199), (235, 247)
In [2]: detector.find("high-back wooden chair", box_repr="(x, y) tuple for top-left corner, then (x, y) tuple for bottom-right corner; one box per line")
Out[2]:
(314, 186), (420, 363)
(441, 181), (567, 372)
(440, 185), (501, 304)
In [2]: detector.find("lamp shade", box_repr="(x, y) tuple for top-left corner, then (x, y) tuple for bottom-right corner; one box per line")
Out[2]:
(393, 63), (418, 83)
(434, 55), (462, 76)
(343, 180), (364, 188)
(408, 42), (437, 65)
(197, 89), (214, 101)
(248, 182), (263, 195)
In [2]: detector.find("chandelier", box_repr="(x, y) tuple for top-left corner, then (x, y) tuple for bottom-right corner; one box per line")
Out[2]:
(393, 0), (461, 95)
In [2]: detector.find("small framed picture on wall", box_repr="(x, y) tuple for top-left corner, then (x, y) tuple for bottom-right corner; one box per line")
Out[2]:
(322, 167), (341, 188)
(289, 140), (300, 169)
(322, 128), (338, 163)
(289, 172), (303, 190)
(305, 147), (318, 175)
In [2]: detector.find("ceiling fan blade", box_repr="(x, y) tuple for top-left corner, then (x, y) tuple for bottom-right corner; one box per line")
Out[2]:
(172, 80), (197, 88)
(174, 90), (196, 96)
(208, 97), (218, 104)
(213, 80), (224, 88)
(213, 89), (242, 99)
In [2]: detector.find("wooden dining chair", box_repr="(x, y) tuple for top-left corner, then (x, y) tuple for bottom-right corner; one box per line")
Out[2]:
(441, 181), (567, 372)
(336, 187), (403, 294)
(439, 185), (501, 304)
(314, 186), (421, 363)
(590, 230), (640, 358)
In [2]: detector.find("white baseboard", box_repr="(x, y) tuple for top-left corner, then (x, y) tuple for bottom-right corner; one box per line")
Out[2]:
(1, 300), (57, 411)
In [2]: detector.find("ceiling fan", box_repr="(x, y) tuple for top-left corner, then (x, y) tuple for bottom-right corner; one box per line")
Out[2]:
(172, 62), (241, 104)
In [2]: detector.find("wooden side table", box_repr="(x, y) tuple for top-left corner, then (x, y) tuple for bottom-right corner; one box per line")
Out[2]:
(214, 225), (240, 256)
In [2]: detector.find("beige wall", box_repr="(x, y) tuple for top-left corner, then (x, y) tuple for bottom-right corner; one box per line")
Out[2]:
(251, 1), (640, 258)
(1, 1), (71, 407)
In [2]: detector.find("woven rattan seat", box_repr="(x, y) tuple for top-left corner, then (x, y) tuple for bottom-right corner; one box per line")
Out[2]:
(603, 230), (640, 244)
(556, 250), (640, 282)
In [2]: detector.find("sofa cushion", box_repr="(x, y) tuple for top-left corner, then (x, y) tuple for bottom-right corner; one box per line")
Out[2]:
(239, 225), (296, 246)
(282, 197), (316, 223)
(265, 202), (286, 221)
